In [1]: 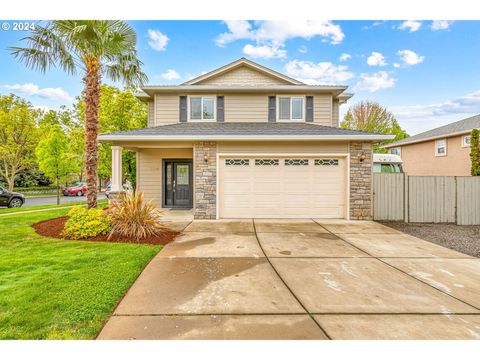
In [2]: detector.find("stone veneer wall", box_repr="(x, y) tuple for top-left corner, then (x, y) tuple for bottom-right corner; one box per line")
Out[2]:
(194, 142), (217, 219)
(349, 142), (373, 220)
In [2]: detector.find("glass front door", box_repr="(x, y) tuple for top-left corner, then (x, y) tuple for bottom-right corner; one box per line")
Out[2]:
(164, 160), (193, 208)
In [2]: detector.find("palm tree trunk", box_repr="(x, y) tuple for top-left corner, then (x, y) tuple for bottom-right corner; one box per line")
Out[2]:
(83, 60), (101, 208)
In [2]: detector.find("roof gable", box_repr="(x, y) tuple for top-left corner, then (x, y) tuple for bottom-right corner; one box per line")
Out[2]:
(183, 58), (303, 86)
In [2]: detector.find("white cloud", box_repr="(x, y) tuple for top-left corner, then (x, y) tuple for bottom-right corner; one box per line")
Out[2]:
(431, 20), (453, 31)
(242, 44), (286, 59)
(391, 90), (480, 134)
(216, 20), (345, 56)
(298, 45), (308, 54)
(399, 20), (422, 32)
(355, 71), (396, 92)
(160, 69), (180, 81)
(2, 83), (73, 102)
(285, 60), (354, 85)
(147, 29), (169, 51)
(339, 53), (351, 62)
(366, 52), (387, 66)
(397, 49), (424, 66)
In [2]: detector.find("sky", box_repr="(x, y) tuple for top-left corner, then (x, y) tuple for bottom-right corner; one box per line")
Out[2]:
(1, 20), (480, 135)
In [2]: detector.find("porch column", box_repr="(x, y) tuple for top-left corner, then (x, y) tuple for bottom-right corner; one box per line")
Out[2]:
(111, 146), (123, 192)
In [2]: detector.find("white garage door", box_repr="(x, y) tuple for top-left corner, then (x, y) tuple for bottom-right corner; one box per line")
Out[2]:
(219, 156), (347, 218)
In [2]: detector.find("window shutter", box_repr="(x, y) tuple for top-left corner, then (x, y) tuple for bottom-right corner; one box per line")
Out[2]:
(306, 96), (314, 122)
(179, 96), (187, 122)
(217, 96), (225, 122)
(268, 96), (276, 122)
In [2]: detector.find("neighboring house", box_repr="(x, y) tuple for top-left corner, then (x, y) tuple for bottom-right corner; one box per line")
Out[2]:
(384, 115), (480, 176)
(99, 58), (392, 220)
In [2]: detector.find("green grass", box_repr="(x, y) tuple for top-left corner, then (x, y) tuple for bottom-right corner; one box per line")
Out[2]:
(0, 207), (161, 339)
(0, 199), (109, 214)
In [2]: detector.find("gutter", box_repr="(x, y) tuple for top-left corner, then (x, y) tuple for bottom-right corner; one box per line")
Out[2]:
(99, 134), (394, 142)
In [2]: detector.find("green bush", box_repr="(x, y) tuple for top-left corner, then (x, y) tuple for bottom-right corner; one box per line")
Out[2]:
(13, 185), (58, 192)
(62, 206), (112, 240)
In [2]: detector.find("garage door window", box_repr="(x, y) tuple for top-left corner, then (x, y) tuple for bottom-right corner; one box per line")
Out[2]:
(285, 159), (309, 166)
(315, 159), (339, 166)
(255, 159), (279, 166)
(225, 159), (249, 166)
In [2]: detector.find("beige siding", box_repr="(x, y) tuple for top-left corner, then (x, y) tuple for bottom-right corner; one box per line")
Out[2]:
(399, 135), (471, 176)
(154, 94), (179, 126)
(218, 141), (348, 154)
(136, 148), (193, 207)
(199, 66), (290, 85)
(224, 94), (268, 122)
(147, 101), (155, 127)
(332, 99), (339, 127)
(314, 94), (332, 126)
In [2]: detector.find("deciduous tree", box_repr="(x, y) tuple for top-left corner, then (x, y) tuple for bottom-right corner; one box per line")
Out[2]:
(35, 126), (79, 204)
(341, 101), (409, 152)
(0, 94), (40, 191)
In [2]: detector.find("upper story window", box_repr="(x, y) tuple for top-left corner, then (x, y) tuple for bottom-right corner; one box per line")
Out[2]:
(389, 147), (401, 156)
(278, 96), (304, 121)
(190, 96), (215, 121)
(435, 138), (447, 156)
(463, 135), (471, 147)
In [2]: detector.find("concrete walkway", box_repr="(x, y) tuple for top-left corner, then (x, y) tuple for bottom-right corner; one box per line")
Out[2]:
(98, 219), (480, 340)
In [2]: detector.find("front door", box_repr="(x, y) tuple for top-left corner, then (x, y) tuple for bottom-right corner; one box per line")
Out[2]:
(164, 160), (193, 208)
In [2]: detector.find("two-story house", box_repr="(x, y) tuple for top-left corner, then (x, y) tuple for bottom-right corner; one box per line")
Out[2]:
(99, 58), (392, 220)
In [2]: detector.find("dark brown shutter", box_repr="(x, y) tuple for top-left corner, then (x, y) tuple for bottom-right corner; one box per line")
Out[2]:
(179, 96), (187, 122)
(306, 96), (314, 122)
(217, 96), (224, 122)
(268, 96), (276, 122)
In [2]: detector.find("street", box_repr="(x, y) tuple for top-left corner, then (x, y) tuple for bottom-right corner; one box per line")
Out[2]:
(23, 194), (107, 207)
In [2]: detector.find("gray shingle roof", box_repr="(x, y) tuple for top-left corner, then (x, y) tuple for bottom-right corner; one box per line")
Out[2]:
(100, 122), (386, 138)
(386, 115), (480, 147)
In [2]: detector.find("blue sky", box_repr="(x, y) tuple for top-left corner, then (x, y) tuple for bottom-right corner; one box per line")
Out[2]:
(1, 20), (480, 134)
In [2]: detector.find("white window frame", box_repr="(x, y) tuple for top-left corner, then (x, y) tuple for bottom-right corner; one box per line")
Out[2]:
(435, 138), (447, 157)
(277, 95), (305, 122)
(462, 135), (471, 147)
(188, 95), (216, 122)
(389, 147), (401, 156)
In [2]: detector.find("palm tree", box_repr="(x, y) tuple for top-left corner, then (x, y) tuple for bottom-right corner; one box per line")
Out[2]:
(10, 20), (147, 208)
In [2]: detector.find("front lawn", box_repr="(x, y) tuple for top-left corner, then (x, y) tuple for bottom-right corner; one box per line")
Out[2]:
(0, 207), (161, 339)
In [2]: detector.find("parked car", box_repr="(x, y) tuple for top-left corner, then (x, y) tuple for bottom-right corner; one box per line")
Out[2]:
(373, 153), (403, 173)
(105, 183), (132, 198)
(0, 187), (25, 208)
(63, 183), (87, 196)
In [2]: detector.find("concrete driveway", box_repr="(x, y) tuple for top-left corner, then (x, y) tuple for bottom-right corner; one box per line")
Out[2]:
(98, 219), (480, 340)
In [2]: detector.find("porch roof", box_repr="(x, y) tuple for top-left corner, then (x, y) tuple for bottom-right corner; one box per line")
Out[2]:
(99, 122), (393, 142)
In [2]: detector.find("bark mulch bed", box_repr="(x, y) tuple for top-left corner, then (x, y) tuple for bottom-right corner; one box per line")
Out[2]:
(32, 216), (179, 245)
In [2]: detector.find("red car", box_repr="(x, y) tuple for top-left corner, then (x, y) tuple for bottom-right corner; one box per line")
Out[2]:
(63, 183), (87, 196)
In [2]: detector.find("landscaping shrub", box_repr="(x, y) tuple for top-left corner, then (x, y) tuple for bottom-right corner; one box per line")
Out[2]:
(62, 206), (112, 240)
(108, 191), (166, 241)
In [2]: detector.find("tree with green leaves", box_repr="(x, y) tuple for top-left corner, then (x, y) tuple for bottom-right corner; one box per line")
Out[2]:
(35, 126), (79, 204)
(11, 20), (147, 208)
(470, 129), (480, 176)
(0, 94), (41, 191)
(341, 101), (409, 153)
(72, 85), (147, 187)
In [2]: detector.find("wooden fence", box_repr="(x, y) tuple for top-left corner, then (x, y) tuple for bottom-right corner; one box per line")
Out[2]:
(373, 173), (480, 225)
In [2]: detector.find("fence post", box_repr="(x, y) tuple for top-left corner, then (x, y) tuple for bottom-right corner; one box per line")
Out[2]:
(404, 174), (409, 223)
(454, 176), (458, 225)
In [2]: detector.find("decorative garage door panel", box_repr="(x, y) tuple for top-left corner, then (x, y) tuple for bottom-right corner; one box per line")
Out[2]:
(219, 157), (346, 218)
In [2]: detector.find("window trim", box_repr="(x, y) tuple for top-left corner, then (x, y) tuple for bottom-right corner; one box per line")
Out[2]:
(435, 138), (447, 157)
(187, 95), (216, 122)
(389, 147), (401, 156)
(462, 135), (471, 148)
(277, 95), (306, 122)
